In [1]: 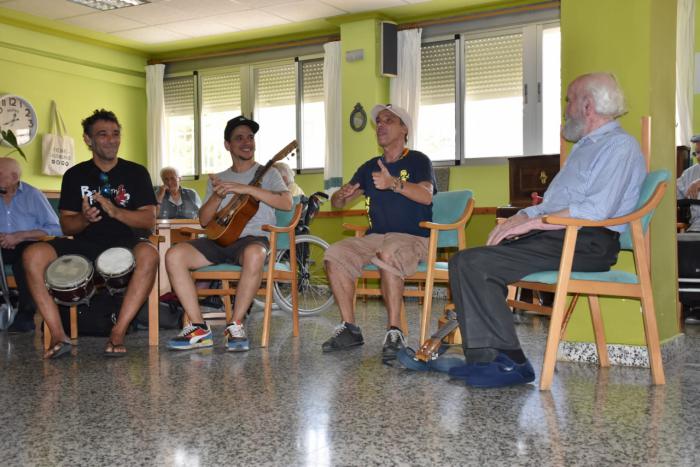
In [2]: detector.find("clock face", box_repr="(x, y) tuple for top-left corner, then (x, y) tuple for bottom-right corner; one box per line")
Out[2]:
(0, 94), (38, 147)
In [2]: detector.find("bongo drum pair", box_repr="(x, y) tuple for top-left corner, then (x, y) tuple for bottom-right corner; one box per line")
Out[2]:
(45, 247), (135, 306)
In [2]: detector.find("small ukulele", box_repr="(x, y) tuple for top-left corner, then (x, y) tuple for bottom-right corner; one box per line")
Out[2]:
(205, 140), (298, 246)
(414, 309), (459, 362)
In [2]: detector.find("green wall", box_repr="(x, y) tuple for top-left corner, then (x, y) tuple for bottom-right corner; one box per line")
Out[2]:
(561, 0), (679, 345)
(0, 21), (147, 189)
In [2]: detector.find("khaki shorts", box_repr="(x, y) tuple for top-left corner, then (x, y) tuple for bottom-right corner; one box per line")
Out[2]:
(324, 233), (429, 279)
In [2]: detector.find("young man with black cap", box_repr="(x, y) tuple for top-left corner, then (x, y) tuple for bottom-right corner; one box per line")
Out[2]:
(322, 104), (437, 364)
(166, 116), (291, 352)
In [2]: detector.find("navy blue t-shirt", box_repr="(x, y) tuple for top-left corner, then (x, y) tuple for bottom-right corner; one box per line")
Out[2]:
(350, 150), (437, 237)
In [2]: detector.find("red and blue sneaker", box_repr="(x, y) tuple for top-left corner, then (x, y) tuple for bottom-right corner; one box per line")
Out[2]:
(168, 324), (213, 350)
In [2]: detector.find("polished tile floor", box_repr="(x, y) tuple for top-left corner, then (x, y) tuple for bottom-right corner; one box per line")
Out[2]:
(1, 300), (699, 466)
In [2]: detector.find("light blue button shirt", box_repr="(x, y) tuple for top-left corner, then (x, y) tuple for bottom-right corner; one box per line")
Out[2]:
(520, 121), (646, 233)
(0, 182), (62, 236)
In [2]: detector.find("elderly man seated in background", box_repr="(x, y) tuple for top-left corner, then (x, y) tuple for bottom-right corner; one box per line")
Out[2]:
(155, 166), (201, 219)
(0, 157), (62, 333)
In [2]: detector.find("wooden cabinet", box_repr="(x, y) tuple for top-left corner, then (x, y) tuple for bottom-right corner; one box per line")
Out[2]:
(508, 154), (560, 207)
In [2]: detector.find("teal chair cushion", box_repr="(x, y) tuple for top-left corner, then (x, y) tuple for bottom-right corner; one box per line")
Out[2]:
(432, 190), (473, 248)
(521, 269), (639, 284)
(618, 170), (669, 250)
(4, 265), (12, 276)
(274, 196), (301, 251)
(362, 261), (449, 274)
(195, 262), (291, 273)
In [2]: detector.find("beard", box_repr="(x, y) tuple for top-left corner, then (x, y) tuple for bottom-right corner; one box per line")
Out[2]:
(562, 113), (586, 142)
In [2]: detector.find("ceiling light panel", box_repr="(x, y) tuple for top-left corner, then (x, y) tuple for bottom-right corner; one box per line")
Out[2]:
(67, 0), (150, 11)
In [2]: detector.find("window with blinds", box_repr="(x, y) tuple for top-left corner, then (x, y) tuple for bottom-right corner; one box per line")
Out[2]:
(254, 63), (297, 165)
(201, 71), (241, 173)
(418, 41), (456, 161)
(163, 75), (196, 176)
(464, 32), (523, 158)
(301, 59), (325, 169)
(162, 57), (326, 176)
(418, 21), (559, 161)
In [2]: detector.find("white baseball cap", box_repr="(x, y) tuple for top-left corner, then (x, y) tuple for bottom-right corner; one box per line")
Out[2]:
(370, 104), (412, 137)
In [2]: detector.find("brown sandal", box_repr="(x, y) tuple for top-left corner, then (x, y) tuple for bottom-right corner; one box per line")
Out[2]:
(103, 340), (127, 358)
(44, 340), (72, 360)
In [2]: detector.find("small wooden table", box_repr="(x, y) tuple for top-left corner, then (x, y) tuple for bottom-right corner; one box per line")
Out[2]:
(156, 219), (201, 294)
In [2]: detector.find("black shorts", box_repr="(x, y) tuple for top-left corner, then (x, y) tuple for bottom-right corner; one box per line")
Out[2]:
(48, 236), (150, 263)
(189, 235), (270, 265)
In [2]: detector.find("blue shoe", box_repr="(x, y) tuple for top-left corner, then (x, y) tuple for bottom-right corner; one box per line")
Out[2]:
(225, 322), (250, 352)
(398, 347), (466, 373)
(167, 325), (213, 350)
(463, 353), (535, 388)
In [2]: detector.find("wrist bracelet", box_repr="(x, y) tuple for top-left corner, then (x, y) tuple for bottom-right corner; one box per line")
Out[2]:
(391, 177), (399, 192)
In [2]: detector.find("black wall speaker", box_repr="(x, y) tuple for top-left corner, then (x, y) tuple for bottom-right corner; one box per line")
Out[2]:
(380, 21), (398, 77)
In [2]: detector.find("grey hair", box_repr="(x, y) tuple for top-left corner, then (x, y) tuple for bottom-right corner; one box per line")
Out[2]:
(274, 162), (295, 185)
(582, 73), (626, 118)
(159, 166), (179, 179)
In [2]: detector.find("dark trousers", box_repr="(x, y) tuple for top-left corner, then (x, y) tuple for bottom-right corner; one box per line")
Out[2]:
(448, 228), (620, 355)
(2, 241), (36, 323)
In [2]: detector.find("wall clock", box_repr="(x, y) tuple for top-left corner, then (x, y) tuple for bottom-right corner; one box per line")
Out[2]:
(349, 103), (367, 132)
(0, 94), (38, 147)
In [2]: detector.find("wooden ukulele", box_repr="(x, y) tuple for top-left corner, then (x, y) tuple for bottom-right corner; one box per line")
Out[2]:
(414, 309), (459, 362)
(205, 140), (298, 246)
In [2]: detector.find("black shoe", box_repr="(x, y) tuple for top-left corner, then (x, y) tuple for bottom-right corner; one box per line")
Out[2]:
(7, 319), (35, 334)
(199, 295), (224, 310)
(322, 322), (364, 352)
(382, 328), (406, 363)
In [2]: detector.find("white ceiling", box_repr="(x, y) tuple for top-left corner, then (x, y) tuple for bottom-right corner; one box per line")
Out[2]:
(0, 0), (431, 45)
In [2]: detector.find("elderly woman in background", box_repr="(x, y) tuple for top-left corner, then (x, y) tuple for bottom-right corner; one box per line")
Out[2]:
(156, 167), (202, 219)
(274, 162), (304, 197)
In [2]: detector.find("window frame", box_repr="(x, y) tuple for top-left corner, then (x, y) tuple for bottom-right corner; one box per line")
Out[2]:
(163, 54), (325, 178)
(418, 19), (561, 166)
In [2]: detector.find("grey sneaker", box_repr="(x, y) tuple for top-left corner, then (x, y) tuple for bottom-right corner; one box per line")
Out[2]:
(322, 322), (364, 352)
(225, 322), (250, 352)
(382, 328), (406, 363)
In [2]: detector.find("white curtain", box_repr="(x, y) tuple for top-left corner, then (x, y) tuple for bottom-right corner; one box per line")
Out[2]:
(390, 28), (422, 149)
(146, 64), (166, 185)
(323, 41), (342, 194)
(676, 0), (694, 145)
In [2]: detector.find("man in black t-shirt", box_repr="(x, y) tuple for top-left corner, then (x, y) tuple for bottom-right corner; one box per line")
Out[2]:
(23, 109), (158, 359)
(322, 104), (437, 364)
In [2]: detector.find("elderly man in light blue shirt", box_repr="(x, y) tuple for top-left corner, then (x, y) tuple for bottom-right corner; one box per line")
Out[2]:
(0, 157), (61, 332)
(444, 73), (646, 388)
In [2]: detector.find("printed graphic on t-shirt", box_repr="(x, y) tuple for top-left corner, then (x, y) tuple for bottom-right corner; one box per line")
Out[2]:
(80, 184), (131, 207)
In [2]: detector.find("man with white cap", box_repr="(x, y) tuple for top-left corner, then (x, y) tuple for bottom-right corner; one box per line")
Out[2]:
(322, 104), (437, 364)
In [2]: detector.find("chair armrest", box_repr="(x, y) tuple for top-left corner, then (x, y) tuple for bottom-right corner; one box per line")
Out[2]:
(148, 234), (165, 245)
(419, 220), (464, 231)
(172, 226), (207, 241)
(543, 182), (666, 228)
(262, 224), (294, 233)
(342, 223), (368, 237)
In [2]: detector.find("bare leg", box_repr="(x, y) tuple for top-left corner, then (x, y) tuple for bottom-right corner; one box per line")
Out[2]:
(107, 242), (159, 352)
(23, 243), (64, 353)
(166, 243), (213, 325)
(379, 268), (404, 329)
(231, 243), (266, 323)
(325, 260), (357, 324)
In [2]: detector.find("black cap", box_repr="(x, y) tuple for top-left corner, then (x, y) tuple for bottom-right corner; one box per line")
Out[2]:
(224, 115), (259, 141)
(691, 134), (700, 143)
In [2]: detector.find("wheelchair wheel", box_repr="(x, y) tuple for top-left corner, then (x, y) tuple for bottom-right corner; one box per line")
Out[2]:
(272, 235), (334, 316)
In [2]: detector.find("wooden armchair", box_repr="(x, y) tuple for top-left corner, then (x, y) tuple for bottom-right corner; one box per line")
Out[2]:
(511, 170), (669, 390)
(177, 203), (303, 347)
(347, 190), (474, 345)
